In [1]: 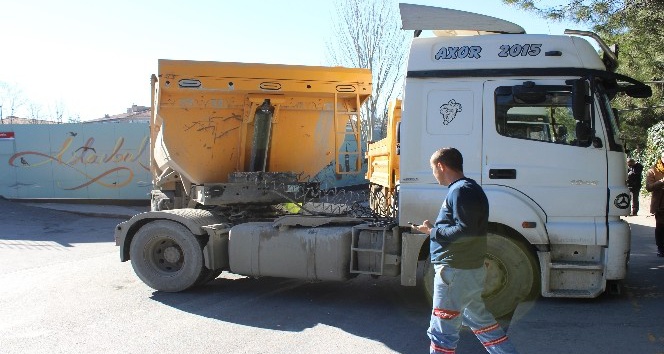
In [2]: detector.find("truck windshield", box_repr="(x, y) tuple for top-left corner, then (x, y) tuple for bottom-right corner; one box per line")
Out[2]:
(495, 85), (591, 146)
(596, 85), (624, 152)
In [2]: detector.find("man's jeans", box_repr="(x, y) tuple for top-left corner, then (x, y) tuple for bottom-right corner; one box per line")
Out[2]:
(428, 264), (518, 354)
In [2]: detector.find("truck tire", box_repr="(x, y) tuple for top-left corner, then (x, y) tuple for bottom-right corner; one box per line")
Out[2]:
(421, 233), (538, 318)
(129, 220), (206, 292)
(483, 233), (539, 318)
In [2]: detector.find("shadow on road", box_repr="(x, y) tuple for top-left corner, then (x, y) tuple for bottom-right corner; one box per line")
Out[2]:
(151, 272), (517, 353)
(507, 216), (664, 353)
(151, 217), (664, 353)
(151, 275), (432, 353)
(0, 198), (122, 247)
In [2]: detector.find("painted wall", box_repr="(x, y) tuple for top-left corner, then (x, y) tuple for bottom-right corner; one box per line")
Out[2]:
(0, 123), (151, 200)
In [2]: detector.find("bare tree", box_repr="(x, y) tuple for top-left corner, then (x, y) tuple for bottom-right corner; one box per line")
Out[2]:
(51, 100), (66, 123)
(0, 82), (28, 119)
(28, 102), (42, 123)
(68, 114), (81, 123)
(326, 0), (410, 142)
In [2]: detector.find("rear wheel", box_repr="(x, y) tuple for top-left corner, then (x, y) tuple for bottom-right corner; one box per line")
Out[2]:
(421, 233), (539, 318)
(129, 220), (207, 292)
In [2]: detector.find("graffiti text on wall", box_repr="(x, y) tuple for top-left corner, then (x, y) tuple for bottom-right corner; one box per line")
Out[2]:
(8, 136), (149, 190)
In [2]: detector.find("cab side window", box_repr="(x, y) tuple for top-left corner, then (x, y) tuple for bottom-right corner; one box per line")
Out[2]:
(495, 85), (586, 146)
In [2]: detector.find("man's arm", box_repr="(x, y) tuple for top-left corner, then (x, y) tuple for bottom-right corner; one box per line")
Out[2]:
(646, 169), (664, 192)
(431, 188), (482, 242)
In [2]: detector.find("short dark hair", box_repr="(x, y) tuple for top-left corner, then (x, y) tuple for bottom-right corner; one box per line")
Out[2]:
(432, 147), (463, 172)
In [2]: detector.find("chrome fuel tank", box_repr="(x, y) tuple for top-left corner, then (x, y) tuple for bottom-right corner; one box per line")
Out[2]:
(228, 221), (355, 281)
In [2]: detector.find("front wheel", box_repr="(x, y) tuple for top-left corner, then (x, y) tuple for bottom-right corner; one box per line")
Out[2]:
(129, 220), (207, 292)
(483, 233), (539, 317)
(421, 233), (539, 318)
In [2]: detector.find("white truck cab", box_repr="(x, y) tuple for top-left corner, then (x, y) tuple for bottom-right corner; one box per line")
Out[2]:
(397, 4), (650, 301)
(115, 4), (652, 320)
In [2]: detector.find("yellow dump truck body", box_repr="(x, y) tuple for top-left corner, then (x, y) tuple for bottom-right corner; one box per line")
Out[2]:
(150, 60), (372, 192)
(366, 99), (401, 216)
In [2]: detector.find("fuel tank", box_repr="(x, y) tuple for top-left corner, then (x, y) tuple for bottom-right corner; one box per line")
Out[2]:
(228, 221), (355, 281)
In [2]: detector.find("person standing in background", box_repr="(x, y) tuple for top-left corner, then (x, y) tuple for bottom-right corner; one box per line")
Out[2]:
(645, 152), (664, 257)
(627, 158), (643, 216)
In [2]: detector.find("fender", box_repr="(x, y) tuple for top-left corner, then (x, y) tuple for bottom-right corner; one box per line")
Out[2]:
(484, 185), (549, 245)
(115, 208), (223, 262)
(401, 231), (428, 286)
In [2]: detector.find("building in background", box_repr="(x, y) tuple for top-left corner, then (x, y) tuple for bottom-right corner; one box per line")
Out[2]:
(86, 105), (150, 124)
(0, 104), (150, 125)
(0, 116), (57, 124)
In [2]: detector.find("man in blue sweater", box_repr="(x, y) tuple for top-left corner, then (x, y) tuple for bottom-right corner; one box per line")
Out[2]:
(413, 147), (517, 354)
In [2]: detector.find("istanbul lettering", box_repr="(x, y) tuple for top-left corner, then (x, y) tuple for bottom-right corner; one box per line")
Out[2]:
(8, 136), (149, 190)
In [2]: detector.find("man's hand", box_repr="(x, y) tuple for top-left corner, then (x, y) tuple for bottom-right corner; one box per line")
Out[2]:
(412, 220), (433, 234)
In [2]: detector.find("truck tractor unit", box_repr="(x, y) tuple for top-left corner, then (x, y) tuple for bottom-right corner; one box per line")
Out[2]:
(115, 4), (651, 318)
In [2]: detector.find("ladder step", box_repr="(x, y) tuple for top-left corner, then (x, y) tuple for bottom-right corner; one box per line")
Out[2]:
(350, 269), (382, 275)
(544, 289), (598, 297)
(351, 248), (382, 252)
(550, 261), (603, 270)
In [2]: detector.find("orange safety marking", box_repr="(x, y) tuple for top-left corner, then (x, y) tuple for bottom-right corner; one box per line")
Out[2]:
(432, 308), (460, 319)
(473, 323), (499, 334)
(430, 342), (456, 354)
(483, 335), (509, 347)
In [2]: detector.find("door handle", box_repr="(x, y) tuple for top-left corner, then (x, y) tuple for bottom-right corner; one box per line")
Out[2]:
(489, 169), (516, 179)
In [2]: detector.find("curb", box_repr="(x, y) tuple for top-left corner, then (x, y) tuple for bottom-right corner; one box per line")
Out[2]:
(22, 203), (146, 219)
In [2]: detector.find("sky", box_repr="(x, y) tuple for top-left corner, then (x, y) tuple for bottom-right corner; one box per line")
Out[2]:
(0, 0), (587, 121)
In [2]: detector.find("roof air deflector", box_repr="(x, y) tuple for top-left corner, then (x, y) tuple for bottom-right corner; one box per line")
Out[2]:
(399, 3), (526, 36)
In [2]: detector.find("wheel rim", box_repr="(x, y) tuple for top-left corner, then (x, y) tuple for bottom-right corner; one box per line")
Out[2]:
(421, 235), (537, 318)
(145, 237), (185, 274)
(424, 254), (512, 302)
(483, 253), (508, 299)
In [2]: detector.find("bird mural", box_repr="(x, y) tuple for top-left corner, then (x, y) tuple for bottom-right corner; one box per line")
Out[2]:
(74, 146), (96, 153)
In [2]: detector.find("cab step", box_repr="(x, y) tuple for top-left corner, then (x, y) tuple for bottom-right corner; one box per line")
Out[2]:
(538, 251), (605, 298)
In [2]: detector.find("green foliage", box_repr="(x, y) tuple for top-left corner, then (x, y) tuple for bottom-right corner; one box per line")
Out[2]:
(502, 0), (664, 151)
(642, 121), (664, 167)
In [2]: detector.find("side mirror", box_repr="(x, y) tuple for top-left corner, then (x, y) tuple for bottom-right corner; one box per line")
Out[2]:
(624, 84), (652, 98)
(570, 80), (590, 121)
(575, 121), (592, 146)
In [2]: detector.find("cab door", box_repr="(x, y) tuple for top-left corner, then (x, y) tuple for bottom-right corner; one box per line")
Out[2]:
(481, 79), (608, 245)
(398, 80), (484, 226)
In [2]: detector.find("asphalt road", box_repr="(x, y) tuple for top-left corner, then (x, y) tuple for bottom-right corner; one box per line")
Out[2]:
(0, 198), (663, 353)
(508, 208), (664, 354)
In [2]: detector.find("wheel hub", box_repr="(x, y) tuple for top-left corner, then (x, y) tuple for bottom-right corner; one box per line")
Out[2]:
(483, 256), (507, 297)
(163, 246), (182, 264)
